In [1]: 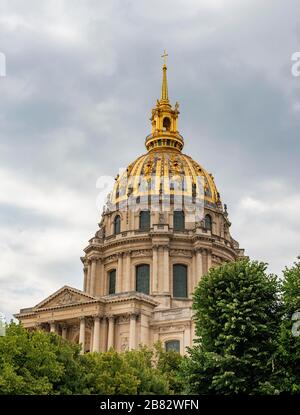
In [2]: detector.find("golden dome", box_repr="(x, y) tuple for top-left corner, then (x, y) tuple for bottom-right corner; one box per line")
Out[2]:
(110, 150), (220, 209)
(109, 53), (220, 211)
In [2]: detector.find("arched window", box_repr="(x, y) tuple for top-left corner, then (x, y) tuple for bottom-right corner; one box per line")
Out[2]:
(173, 264), (187, 298)
(114, 215), (121, 235)
(163, 117), (171, 131)
(173, 210), (185, 231)
(204, 214), (212, 231)
(165, 340), (180, 353)
(139, 210), (150, 231)
(108, 269), (116, 294)
(136, 264), (150, 295)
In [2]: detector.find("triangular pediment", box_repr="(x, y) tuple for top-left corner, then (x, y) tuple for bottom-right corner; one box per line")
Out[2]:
(34, 286), (97, 310)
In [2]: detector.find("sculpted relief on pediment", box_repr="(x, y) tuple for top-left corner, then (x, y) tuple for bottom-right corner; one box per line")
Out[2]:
(36, 288), (93, 309)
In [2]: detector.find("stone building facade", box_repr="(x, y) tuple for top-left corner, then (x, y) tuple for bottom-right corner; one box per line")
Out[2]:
(16, 57), (244, 354)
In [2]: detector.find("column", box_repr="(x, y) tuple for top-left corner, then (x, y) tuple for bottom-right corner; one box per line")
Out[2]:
(163, 246), (169, 293)
(92, 316), (101, 352)
(129, 313), (137, 350)
(100, 317), (108, 352)
(152, 246), (158, 294)
(50, 321), (56, 333)
(124, 252), (131, 292)
(83, 266), (88, 291)
(86, 261), (91, 294)
(195, 249), (203, 287)
(61, 324), (68, 340)
(192, 252), (196, 292)
(100, 261), (105, 296)
(183, 323), (192, 354)
(207, 250), (212, 271)
(90, 257), (98, 296)
(116, 253), (123, 293)
(107, 316), (115, 349)
(79, 317), (85, 354)
(140, 313), (149, 346)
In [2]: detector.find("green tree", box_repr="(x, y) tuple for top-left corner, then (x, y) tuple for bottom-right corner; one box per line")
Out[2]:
(154, 342), (185, 394)
(123, 347), (170, 394)
(181, 260), (281, 394)
(0, 323), (83, 394)
(276, 257), (300, 393)
(80, 349), (140, 394)
(80, 347), (171, 395)
(0, 324), (183, 395)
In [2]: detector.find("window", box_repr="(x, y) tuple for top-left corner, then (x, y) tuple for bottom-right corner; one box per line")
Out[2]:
(136, 264), (150, 295)
(114, 215), (121, 235)
(108, 269), (116, 294)
(173, 210), (185, 231)
(204, 214), (212, 231)
(163, 117), (171, 131)
(139, 210), (150, 231)
(173, 264), (187, 298)
(165, 340), (180, 353)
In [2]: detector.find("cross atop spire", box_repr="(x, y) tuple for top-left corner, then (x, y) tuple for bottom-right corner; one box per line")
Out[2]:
(161, 49), (168, 67)
(161, 50), (169, 101)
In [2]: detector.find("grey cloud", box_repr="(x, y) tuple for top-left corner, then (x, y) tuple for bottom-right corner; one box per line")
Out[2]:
(1, 0), (300, 320)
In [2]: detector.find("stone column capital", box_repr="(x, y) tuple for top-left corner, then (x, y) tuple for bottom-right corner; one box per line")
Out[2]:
(129, 312), (139, 320)
(90, 255), (100, 262)
(92, 314), (102, 321)
(105, 314), (115, 322)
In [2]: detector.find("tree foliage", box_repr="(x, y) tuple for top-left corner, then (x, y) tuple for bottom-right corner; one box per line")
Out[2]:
(181, 260), (281, 394)
(0, 323), (83, 394)
(0, 324), (183, 395)
(276, 257), (300, 393)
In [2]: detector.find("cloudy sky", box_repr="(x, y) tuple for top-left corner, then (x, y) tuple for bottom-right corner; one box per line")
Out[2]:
(1, 0), (300, 320)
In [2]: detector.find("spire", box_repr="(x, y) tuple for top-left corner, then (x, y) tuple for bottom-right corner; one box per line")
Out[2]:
(145, 52), (184, 152)
(161, 50), (169, 101)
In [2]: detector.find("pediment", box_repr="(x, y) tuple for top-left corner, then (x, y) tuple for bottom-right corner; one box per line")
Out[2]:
(34, 286), (97, 310)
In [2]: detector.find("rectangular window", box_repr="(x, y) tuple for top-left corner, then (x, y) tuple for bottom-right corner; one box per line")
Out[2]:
(165, 340), (180, 353)
(173, 264), (187, 298)
(108, 269), (116, 294)
(140, 210), (150, 231)
(136, 264), (150, 295)
(173, 210), (185, 231)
